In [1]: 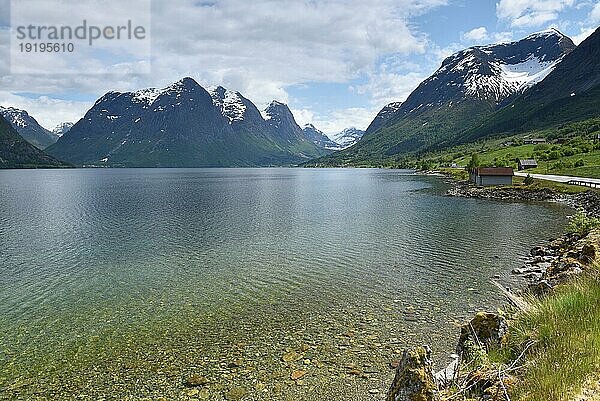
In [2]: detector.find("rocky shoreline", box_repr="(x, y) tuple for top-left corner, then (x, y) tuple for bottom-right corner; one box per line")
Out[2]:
(445, 178), (600, 217)
(386, 174), (600, 401)
(514, 230), (600, 295)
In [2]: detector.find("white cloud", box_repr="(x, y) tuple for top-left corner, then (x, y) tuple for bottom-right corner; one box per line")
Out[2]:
(147, 0), (444, 106)
(591, 2), (600, 22)
(572, 26), (597, 44)
(496, 0), (575, 27)
(569, 2), (600, 45)
(300, 67), (431, 135)
(493, 31), (515, 43)
(290, 108), (315, 128)
(462, 27), (489, 42)
(353, 71), (429, 108)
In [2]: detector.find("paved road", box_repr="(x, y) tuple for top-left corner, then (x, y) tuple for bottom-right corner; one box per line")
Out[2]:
(514, 171), (600, 185)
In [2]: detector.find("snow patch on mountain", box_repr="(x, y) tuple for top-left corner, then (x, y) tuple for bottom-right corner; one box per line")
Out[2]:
(365, 102), (403, 134)
(499, 55), (557, 89)
(525, 28), (564, 40)
(462, 54), (562, 101)
(208, 86), (247, 123)
(381, 102), (402, 115)
(132, 88), (162, 105)
(427, 30), (574, 105)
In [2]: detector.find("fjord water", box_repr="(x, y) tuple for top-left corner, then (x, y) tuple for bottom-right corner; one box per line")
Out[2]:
(0, 168), (568, 400)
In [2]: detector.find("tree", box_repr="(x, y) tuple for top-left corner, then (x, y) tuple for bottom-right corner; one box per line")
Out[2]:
(467, 153), (480, 170)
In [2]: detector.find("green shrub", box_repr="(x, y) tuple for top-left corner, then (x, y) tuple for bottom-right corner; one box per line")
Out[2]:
(566, 209), (600, 236)
(552, 160), (573, 169)
(524, 174), (534, 186)
(547, 150), (562, 160)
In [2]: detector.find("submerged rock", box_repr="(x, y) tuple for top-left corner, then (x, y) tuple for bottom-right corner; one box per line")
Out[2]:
(281, 350), (302, 363)
(183, 374), (209, 387)
(386, 346), (437, 401)
(291, 370), (307, 380)
(225, 386), (247, 400)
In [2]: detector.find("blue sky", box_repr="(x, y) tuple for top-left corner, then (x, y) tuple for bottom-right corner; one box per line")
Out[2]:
(0, 0), (598, 135)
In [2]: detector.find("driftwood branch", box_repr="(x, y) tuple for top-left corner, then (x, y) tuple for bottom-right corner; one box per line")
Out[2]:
(491, 280), (531, 311)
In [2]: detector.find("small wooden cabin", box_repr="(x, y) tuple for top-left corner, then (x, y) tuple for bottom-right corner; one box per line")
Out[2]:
(469, 167), (514, 186)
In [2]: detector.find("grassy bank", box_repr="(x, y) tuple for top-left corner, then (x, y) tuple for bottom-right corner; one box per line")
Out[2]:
(502, 269), (600, 400)
(442, 266), (600, 401)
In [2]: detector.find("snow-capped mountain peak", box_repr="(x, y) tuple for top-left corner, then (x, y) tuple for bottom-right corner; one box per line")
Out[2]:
(208, 86), (247, 123)
(0, 106), (29, 128)
(263, 101), (293, 126)
(301, 123), (341, 150)
(524, 28), (566, 41)
(411, 30), (576, 109)
(331, 127), (365, 149)
(127, 77), (200, 106)
(52, 122), (74, 137)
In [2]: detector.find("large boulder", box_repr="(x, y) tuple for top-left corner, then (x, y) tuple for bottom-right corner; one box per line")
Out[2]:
(527, 280), (553, 297)
(575, 229), (600, 263)
(457, 312), (508, 360)
(387, 346), (437, 401)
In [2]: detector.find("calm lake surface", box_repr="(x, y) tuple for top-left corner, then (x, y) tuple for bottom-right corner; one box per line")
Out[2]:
(0, 168), (569, 400)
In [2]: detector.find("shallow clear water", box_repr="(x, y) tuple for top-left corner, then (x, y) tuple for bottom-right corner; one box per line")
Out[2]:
(0, 168), (569, 400)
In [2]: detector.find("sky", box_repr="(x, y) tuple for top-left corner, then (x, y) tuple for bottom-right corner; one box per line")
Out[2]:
(0, 0), (599, 136)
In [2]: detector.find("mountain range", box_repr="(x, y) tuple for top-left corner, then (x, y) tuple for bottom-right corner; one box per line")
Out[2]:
(456, 26), (600, 145)
(46, 79), (335, 167)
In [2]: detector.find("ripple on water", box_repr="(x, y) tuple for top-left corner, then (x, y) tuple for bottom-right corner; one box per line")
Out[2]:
(0, 168), (569, 400)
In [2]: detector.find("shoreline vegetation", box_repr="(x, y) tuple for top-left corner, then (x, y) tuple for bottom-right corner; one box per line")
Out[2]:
(386, 170), (600, 401)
